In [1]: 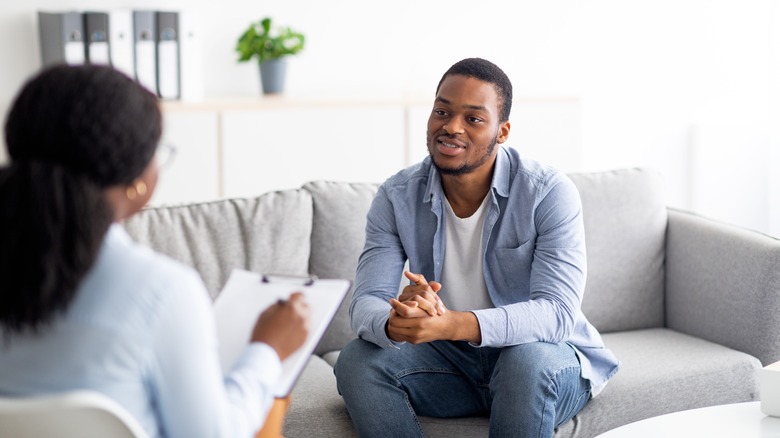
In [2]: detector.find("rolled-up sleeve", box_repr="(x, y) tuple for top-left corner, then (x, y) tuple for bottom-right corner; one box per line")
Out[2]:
(474, 175), (586, 347)
(350, 186), (407, 349)
(150, 270), (282, 438)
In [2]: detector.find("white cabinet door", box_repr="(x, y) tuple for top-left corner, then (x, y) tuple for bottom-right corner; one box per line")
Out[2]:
(150, 110), (220, 206)
(222, 106), (406, 198)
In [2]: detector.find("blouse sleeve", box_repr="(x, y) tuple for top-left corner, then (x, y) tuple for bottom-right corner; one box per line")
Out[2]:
(147, 269), (281, 438)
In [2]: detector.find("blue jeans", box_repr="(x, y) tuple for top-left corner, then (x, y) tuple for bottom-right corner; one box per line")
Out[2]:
(334, 339), (591, 438)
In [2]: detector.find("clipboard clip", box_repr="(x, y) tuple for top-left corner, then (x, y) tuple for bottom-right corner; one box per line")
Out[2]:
(261, 273), (318, 287)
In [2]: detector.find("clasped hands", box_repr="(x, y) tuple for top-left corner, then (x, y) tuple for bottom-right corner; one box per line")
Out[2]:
(387, 271), (480, 344)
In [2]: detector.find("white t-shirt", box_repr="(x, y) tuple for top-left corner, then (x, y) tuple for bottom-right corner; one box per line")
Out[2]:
(438, 194), (494, 312)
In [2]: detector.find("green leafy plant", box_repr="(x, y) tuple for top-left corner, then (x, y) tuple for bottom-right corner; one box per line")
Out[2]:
(236, 17), (305, 64)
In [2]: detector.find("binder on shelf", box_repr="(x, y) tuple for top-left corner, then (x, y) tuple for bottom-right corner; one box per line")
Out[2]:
(38, 11), (86, 67)
(83, 12), (110, 65)
(178, 9), (204, 101)
(156, 11), (180, 100)
(108, 9), (135, 78)
(132, 10), (157, 95)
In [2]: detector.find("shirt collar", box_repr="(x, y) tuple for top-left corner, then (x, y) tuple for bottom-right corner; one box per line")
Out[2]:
(492, 144), (511, 198)
(424, 144), (512, 203)
(424, 157), (441, 204)
(107, 222), (134, 247)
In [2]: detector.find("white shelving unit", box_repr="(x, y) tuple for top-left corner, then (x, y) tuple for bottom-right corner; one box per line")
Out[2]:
(153, 94), (581, 206)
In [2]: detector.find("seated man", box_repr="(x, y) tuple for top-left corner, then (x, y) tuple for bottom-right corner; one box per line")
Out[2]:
(334, 58), (620, 437)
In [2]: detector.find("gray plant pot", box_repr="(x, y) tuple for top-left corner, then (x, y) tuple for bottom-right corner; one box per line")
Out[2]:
(259, 58), (287, 94)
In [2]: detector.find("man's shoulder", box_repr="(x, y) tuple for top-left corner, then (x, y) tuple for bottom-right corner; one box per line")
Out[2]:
(380, 157), (432, 193)
(503, 146), (571, 193)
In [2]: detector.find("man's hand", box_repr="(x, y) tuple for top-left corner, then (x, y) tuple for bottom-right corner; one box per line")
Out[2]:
(387, 298), (481, 344)
(399, 271), (446, 316)
(386, 271), (481, 344)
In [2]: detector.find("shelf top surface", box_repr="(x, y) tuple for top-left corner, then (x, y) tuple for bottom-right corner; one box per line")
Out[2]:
(161, 93), (579, 112)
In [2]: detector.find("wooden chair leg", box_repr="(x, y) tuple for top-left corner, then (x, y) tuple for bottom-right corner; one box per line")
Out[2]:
(256, 396), (291, 438)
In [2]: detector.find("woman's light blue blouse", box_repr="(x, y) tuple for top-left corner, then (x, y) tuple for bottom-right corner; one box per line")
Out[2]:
(0, 224), (280, 437)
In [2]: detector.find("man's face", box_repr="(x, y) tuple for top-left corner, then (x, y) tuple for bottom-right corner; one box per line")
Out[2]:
(426, 75), (508, 176)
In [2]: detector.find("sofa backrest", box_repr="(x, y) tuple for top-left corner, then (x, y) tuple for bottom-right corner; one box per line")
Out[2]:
(303, 181), (380, 355)
(569, 168), (667, 333)
(122, 168), (668, 356)
(123, 190), (313, 299)
(123, 184), (371, 357)
(303, 169), (669, 350)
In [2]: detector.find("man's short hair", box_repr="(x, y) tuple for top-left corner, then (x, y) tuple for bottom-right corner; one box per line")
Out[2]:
(436, 58), (513, 122)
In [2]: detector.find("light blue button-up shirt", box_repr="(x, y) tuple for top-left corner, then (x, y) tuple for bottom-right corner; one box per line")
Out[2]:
(350, 145), (620, 393)
(0, 224), (280, 437)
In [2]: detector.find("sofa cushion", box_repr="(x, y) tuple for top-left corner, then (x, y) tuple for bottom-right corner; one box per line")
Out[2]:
(284, 355), (358, 438)
(311, 328), (760, 438)
(303, 181), (380, 356)
(305, 170), (668, 349)
(123, 191), (313, 298)
(557, 328), (761, 437)
(568, 169), (667, 332)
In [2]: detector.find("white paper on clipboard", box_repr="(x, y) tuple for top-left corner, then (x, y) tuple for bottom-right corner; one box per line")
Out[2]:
(213, 268), (350, 398)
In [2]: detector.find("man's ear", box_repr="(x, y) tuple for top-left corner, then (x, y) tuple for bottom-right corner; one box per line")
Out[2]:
(497, 121), (511, 144)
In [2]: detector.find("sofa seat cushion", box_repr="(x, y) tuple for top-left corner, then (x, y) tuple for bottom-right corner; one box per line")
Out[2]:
(123, 191), (313, 298)
(284, 355), (357, 437)
(557, 328), (761, 437)
(309, 329), (760, 438)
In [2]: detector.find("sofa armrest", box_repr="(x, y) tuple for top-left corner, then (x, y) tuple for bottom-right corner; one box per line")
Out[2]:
(665, 208), (780, 365)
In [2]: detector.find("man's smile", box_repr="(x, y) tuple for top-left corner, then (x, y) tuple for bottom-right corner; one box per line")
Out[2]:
(436, 136), (466, 149)
(434, 135), (467, 157)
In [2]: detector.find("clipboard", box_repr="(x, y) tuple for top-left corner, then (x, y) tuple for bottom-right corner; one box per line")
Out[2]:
(213, 268), (350, 397)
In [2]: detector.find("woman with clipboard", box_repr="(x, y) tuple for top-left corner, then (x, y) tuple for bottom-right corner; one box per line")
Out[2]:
(0, 65), (310, 438)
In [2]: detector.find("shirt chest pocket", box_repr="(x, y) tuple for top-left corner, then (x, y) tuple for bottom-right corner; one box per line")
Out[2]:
(492, 240), (535, 294)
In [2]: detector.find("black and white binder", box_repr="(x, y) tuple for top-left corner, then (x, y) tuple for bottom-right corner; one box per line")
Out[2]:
(156, 11), (180, 100)
(108, 9), (135, 78)
(132, 10), (157, 94)
(38, 11), (86, 66)
(83, 12), (110, 65)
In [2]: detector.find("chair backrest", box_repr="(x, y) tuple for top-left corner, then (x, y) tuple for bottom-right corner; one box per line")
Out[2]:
(0, 390), (149, 438)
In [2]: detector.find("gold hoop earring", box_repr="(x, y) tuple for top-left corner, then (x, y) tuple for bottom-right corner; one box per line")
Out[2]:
(126, 181), (148, 200)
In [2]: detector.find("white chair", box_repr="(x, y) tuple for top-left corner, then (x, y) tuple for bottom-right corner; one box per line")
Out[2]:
(0, 390), (149, 438)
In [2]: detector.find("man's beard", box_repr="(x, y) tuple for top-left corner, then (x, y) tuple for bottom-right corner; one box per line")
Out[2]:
(428, 133), (499, 176)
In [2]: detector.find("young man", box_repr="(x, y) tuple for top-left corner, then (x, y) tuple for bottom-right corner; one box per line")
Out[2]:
(334, 58), (619, 437)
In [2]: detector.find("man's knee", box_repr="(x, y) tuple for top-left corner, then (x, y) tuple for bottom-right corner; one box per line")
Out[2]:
(334, 339), (368, 378)
(334, 339), (384, 395)
(493, 342), (578, 383)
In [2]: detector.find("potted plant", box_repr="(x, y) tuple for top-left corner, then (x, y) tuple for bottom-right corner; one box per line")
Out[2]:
(236, 17), (305, 94)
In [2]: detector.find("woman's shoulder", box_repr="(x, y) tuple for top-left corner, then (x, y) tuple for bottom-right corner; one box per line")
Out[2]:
(74, 225), (210, 326)
(107, 224), (201, 281)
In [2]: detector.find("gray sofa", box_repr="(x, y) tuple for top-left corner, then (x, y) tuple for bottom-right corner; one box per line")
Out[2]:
(123, 168), (780, 437)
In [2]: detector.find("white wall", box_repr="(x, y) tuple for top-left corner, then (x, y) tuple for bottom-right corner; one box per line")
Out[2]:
(1, 1), (777, 236)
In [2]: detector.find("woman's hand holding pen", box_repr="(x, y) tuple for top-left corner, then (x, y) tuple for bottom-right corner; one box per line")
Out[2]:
(251, 292), (310, 361)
